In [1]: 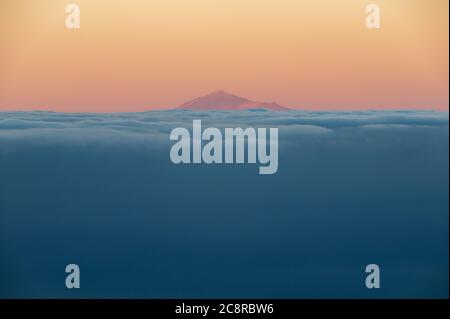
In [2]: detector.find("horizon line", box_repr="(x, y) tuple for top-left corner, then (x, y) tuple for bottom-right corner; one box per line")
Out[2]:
(1, 107), (449, 114)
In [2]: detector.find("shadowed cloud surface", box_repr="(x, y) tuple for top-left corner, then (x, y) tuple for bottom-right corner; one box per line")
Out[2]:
(0, 110), (448, 298)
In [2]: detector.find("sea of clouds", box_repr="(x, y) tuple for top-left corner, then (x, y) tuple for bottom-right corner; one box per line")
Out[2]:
(0, 109), (447, 140)
(0, 109), (448, 157)
(0, 110), (448, 298)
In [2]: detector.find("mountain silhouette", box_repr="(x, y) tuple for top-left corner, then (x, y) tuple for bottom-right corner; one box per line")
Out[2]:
(178, 90), (288, 111)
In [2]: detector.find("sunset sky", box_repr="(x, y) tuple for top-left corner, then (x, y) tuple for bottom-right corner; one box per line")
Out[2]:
(0, 0), (448, 112)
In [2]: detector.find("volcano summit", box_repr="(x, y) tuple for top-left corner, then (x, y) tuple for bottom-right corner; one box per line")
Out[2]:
(178, 90), (288, 111)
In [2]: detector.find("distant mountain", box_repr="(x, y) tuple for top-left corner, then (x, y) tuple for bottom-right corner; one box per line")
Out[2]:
(178, 90), (288, 111)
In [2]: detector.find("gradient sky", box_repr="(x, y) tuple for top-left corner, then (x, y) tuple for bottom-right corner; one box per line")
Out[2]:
(0, 0), (448, 112)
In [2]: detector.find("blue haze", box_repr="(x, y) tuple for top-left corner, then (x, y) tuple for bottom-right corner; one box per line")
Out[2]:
(0, 110), (448, 298)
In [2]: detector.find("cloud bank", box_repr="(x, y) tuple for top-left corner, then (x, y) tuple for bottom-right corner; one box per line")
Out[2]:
(0, 109), (447, 143)
(0, 110), (448, 298)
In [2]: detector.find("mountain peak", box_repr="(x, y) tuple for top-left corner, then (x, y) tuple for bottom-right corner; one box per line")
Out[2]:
(210, 89), (229, 95)
(179, 90), (288, 111)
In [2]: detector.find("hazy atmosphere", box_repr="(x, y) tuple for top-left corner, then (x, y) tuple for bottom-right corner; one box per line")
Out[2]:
(0, 0), (448, 111)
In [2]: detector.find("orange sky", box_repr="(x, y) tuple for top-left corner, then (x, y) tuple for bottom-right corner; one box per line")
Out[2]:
(0, 0), (448, 112)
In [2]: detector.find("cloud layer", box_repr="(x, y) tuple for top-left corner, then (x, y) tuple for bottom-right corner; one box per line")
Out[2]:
(0, 109), (447, 141)
(0, 110), (448, 298)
